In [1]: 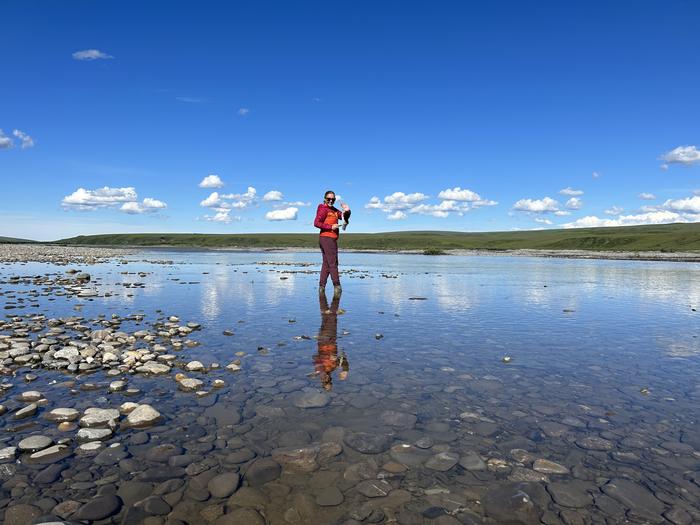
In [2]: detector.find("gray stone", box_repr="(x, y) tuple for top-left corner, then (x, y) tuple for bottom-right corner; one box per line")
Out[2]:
(533, 459), (569, 474)
(344, 431), (392, 454)
(138, 495), (171, 515)
(79, 407), (120, 428)
(0, 446), (18, 462)
(271, 446), (319, 471)
(213, 508), (265, 525)
(125, 404), (161, 427)
(380, 410), (417, 429)
(45, 408), (80, 422)
(602, 478), (666, 521)
(316, 486), (344, 506)
(135, 361), (171, 374)
(482, 483), (544, 525)
(77, 428), (113, 442)
(546, 481), (592, 508)
(459, 451), (487, 471)
(13, 402), (38, 419)
(425, 451), (459, 471)
(18, 435), (53, 452)
(178, 378), (203, 391)
(208, 472), (240, 498)
(245, 458), (281, 486)
(356, 479), (392, 497)
(29, 444), (72, 463)
(73, 495), (122, 521)
(34, 464), (67, 484)
(389, 443), (431, 466)
(576, 436), (614, 451)
(291, 391), (331, 408)
(3, 504), (42, 525)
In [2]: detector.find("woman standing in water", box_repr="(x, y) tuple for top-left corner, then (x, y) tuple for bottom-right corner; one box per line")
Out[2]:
(314, 190), (350, 296)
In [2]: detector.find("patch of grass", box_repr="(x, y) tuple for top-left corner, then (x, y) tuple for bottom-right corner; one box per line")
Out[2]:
(53, 222), (700, 252)
(423, 248), (447, 255)
(0, 236), (36, 244)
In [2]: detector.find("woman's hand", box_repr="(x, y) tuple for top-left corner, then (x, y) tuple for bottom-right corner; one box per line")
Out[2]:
(331, 224), (340, 230)
(341, 203), (350, 211)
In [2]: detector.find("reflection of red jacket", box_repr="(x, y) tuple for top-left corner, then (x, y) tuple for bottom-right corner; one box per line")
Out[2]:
(314, 203), (340, 239)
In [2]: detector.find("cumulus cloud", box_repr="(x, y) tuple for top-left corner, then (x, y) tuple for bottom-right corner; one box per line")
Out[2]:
(238, 108), (250, 116)
(605, 206), (624, 215)
(534, 217), (553, 225)
(199, 174), (224, 188)
(563, 211), (686, 229)
(72, 49), (113, 60)
(263, 190), (283, 201)
(513, 196), (560, 213)
(553, 210), (571, 216)
(559, 187), (583, 196)
(201, 209), (239, 223)
(663, 195), (700, 214)
(365, 188), (494, 220)
(265, 207), (298, 221)
(62, 186), (166, 214)
(12, 129), (34, 149)
(660, 145), (700, 169)
(387, 211), (407, 220)
(0, 130), (13, 149)
(120, 198), (167, 214)
(638, 192), (656, 200)
(200, 192), (222, 208)
(565, 197), (583, 210)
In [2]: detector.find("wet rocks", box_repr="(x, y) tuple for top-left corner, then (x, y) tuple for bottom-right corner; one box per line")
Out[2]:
(425, 451), (460, 471)
(186, 360), (205, 371)
(379, 410), (417, 429)
(356, 479), (392, 497)
(482, 483), (544, 525)
(459, 451), (487, 471)
(245, 458), (282, 486)
(576, 436), (614, 451)
(13, 402), (37, 419)
(77, 428), (113, 442)
(546, 481), (593, 508)
(316, 486), (344, 506)
(602, 478), (666, 520)
(28, 444), (72, 463)
(73, 495), (123, 521)
(533, 459), (569, 474)
(344, 431), (392, 454)
(135, 361), (171, 374)
(389, 443), (431, 466)
(79, 407), (120, 428)
(45, 407), (79, 422)
(18, 435), (53, 452)
(291, 391), (330, 408)
(178, 377), (204, 392)
(271, 446), (319, 471)
(3, 504), (43, 525)
(124, 404), (161, 427)
(0, 447), (18, 462)
(208, 472), (241, 498)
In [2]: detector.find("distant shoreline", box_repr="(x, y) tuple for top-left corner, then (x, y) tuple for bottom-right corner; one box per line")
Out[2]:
(2, 243), (699, 264)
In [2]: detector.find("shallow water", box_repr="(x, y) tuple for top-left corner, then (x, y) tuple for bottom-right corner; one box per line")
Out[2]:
(1, 251), (700, 524)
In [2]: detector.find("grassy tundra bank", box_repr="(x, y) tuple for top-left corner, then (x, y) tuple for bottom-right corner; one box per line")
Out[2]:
(53, 223), (700, 253)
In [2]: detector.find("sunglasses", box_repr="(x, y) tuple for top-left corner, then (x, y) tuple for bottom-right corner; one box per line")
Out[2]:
(325, 197), (336, 202)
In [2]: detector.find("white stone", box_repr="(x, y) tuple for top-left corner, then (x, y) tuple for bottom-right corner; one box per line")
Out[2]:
(79, 408), (120, 428)
(178, 378), (204, 392)
(226, 363), (241, 372)
(53, 347), (80, 361)
(18, 435), (53, 452)
(135, 361), (171, 374)
(77, 428), (113, 443)
(125, 404), (161, 427)
(186, 360), (205, 371)
(45, 408), (80, 422)
(0, 447), (17, 461)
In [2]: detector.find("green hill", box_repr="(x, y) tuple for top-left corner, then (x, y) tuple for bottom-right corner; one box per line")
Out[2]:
(0, 236), (36, 244)
(55, 222), (700, 252)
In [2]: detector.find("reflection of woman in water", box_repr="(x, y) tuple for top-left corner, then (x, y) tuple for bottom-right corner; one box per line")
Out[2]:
(313, 290), (349, 391)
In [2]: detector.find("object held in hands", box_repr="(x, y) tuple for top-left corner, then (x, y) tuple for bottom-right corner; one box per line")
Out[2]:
(341, 206), (351, 231)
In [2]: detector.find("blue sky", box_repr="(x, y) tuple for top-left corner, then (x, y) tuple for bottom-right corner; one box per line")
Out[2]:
(2, 1), (700, 240)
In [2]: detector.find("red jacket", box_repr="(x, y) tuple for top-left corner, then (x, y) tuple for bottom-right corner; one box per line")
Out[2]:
(314, 203), (341, 238)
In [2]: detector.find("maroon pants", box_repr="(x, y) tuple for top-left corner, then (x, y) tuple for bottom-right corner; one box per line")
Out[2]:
(319, 236), (340, 286)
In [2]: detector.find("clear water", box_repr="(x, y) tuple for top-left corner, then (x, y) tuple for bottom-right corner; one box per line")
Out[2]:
(1, 251), (699, 524)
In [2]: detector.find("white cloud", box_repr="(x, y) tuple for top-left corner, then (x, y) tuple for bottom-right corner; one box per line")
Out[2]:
(176, 97), (204, 103)
(660, 145), (700, 169)
(663, 195), (700, 214)
(201, 209), (238, 223)
(384, 192), (429, 208)
(387, 211), (407, 220)
(200, 192), (221, 208)
(265, 207), (298, 221)
(553, 210), (571, 216)
(605, 206), (624, 215)
(62, 186), (166, 214)
(284, 201), (310, 207)
(559, 187), (583, 196)
(562, 210), (687, 229)
(638, 192), (656, 200)
(72, 49), (113, 61)
(437, 187), (481, 202)
(0, 130), (13, 149)
(513, 196), (560, 213)
(238, 108), (250, 116)
(263, 190), (283, 201)
(220, 186), (257, 209)
(120, 198), (167, 214)
(592, 171), (601, 179)
(199, 174), (224, 188)
(565, 197), (583, 210)
(12, 130), (34, 149)
(534, 217), (553, 225)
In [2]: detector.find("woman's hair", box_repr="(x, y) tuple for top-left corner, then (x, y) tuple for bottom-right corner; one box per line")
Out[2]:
(324, 190), (335, 199)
